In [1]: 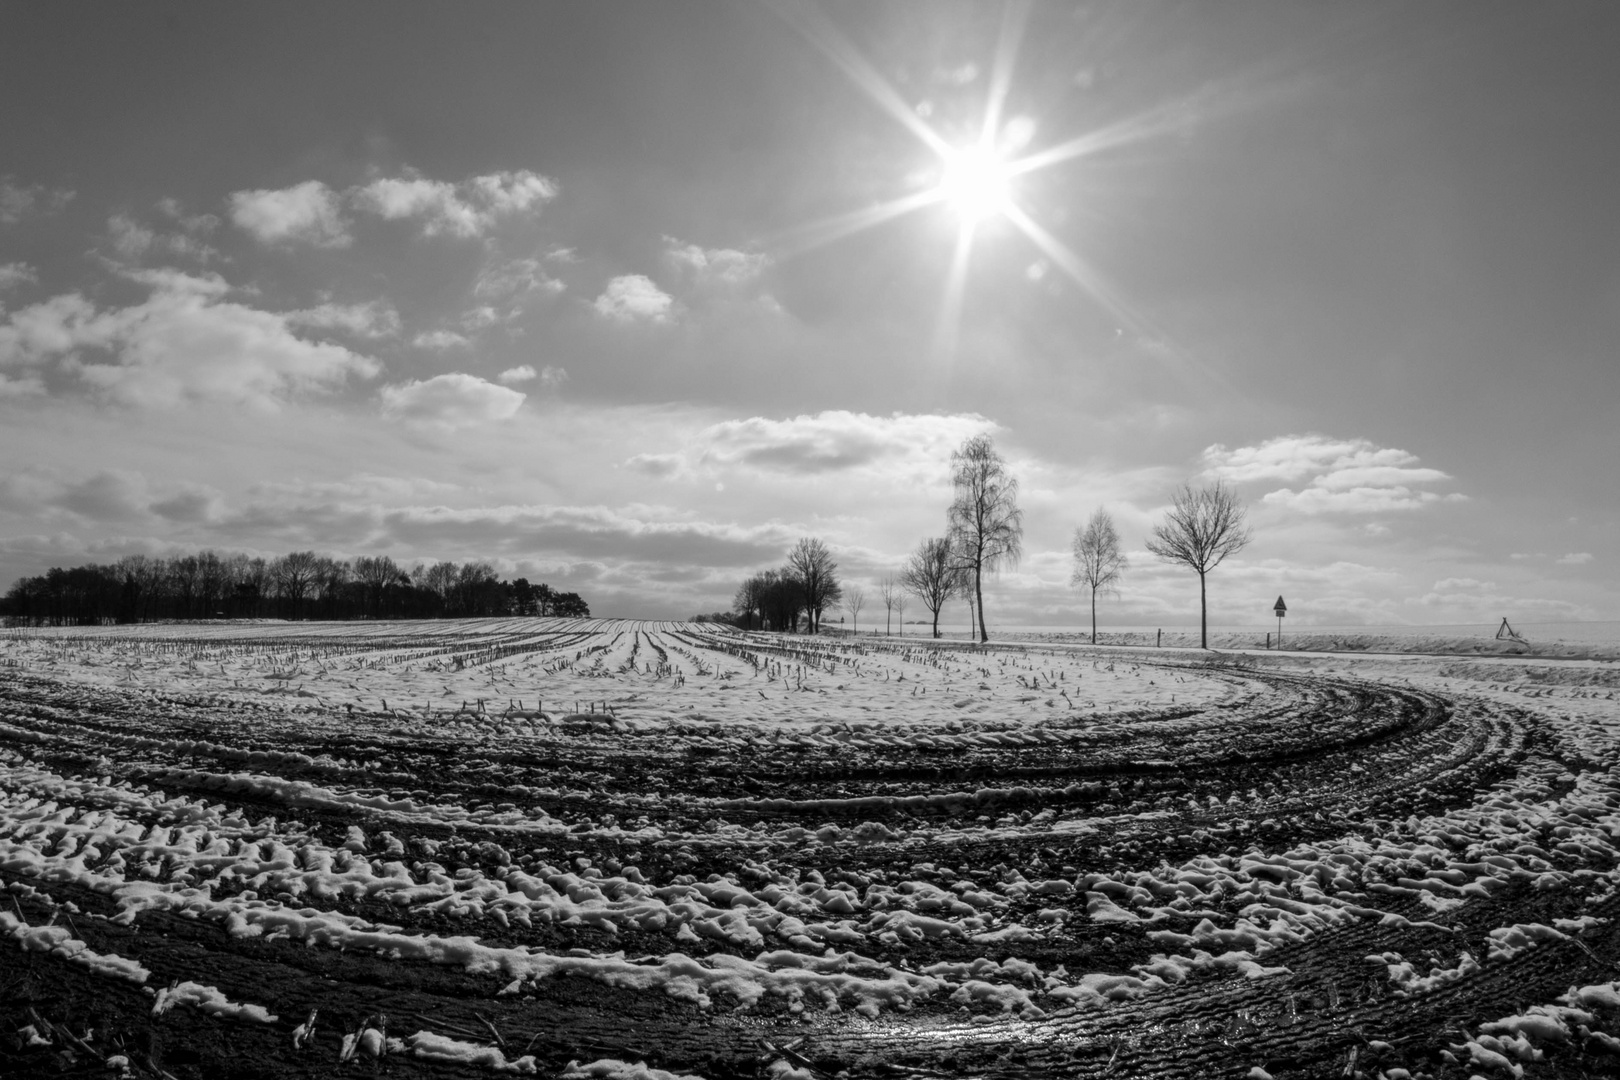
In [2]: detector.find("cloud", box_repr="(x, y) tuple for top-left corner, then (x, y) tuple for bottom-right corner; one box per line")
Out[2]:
(0, 269), (380, 409)
(149, 484), (225, 523)
(354, 169), (556, 239)
(229, 181), (351, 247)
(0, 373), (44, 398)
(52, 470), (150, 521)
(286, 300), (401, 338)
(0, 262), (36, 291)
(694, 410), (992, 475)
(413, 330), (471, 350)
(491, 364), (568, 390)
(474, 257), (566, 302)
(1558, 552), (1594, 565)
(593, 275), (673, 322)
(0, 177), (74, 224)
(107, 210), (218, 263)
(375, 502), (793, 568)
(155, 198), (222, 236)
(1202, 434), (1458, 514)
(1412, 575), (1586, 619)
(664, 238), (770, 286)
(1, 468), (217, 529)
(378, 373), (525, 429)
(624, 453), (685, 479)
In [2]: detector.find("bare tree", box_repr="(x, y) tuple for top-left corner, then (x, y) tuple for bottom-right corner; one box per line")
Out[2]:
(901, 536), (958, 640)
(878, 573), (899, 636)
(947, 434), (1023, 642)
(225, 554), (268, 617)
(420, 561), (458, 615)
(786, 537), (840, 634)
(197, 550), (228, 617)
(314, 557), (351, 617)
(353, 555), (399, 619)
(1071, 507), (1128, 645)
(167, 555), (202, 619)
(1145, 481), (1252, 648)
(270, 551), (322, 620)
(843, 585), (865, 634)
(733, 575), (766, 630)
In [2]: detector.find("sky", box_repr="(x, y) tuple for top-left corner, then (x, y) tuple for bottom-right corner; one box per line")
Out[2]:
(1, 1), (1616, 627)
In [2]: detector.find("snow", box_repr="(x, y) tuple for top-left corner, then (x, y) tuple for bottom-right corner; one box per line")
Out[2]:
(7, 617), (1620, 1066)
(151, 980), (278, 1023)
(407, 1030), (539, 1073)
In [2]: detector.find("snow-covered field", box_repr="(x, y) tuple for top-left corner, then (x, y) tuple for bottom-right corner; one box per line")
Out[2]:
(3, 618), (1619, 1078)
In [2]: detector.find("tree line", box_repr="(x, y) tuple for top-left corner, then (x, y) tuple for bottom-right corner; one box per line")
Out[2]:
(1, 551), (590, 626)
(721, 434), (1252, 648)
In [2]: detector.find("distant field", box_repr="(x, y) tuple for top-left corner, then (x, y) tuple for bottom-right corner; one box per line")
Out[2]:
(4, 618), (1620, 1077)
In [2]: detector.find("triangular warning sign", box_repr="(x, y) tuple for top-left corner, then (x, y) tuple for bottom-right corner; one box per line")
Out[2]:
(1273, 596), (1287, 614)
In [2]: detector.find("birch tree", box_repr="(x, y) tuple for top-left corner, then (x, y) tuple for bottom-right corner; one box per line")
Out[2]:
(878, 573), (899, 636)
(946, 434), (1022, 643)
(1071, 508), (1128, 645)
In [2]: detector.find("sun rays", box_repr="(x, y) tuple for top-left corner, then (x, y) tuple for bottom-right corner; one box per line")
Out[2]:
(766, 0), (1206, 365)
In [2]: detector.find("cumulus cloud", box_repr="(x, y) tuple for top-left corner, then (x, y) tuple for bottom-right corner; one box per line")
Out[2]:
(494, 364), (570, 389)
(354, 169), (556, 238)
(0, 177), (74, 224)
(0, 269), (379, 409)
(378, 373), (525, 429)
(663, 237), (770, 285)
(1202, 434), (1458, 514)
(694, 410), (992, 475)
(413, 330), (471, 350)
(229, 180), (351, 247)
(1558, 552), (1594, 565)
(0, 262), (36, 291)
(593, 274), (673, 322)
(460, 306), (502, 331)
(107, 208), (219, 263)
(474, 256), (565, 302)
(155, 198), (221, 236)
(286, 300), (401, 338)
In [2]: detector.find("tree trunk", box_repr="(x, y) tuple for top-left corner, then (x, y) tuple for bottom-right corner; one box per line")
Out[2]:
(932, 607), (940, 639)
(975, 567), (987, 643)
(1091, 587), (1097, 645)
(1199, 569), (1207, 649)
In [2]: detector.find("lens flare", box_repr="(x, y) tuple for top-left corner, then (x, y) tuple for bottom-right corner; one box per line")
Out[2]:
(937, 145), (1013, 224)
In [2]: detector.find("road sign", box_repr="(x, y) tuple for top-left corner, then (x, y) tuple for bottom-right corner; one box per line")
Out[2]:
(1273, 596), (1287, 616)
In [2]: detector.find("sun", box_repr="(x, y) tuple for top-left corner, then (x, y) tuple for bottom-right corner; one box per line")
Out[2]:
(936, 144), (1013, 224)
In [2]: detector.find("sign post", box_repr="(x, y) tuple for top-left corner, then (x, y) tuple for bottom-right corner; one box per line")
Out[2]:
(1273, 596), (1287, 648)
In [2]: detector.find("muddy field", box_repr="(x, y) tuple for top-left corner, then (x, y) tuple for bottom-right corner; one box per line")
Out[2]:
(3, 618), (1620, 1079)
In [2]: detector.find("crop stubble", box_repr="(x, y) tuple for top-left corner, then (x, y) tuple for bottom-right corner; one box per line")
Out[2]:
(3, 618), (1619, 1078)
